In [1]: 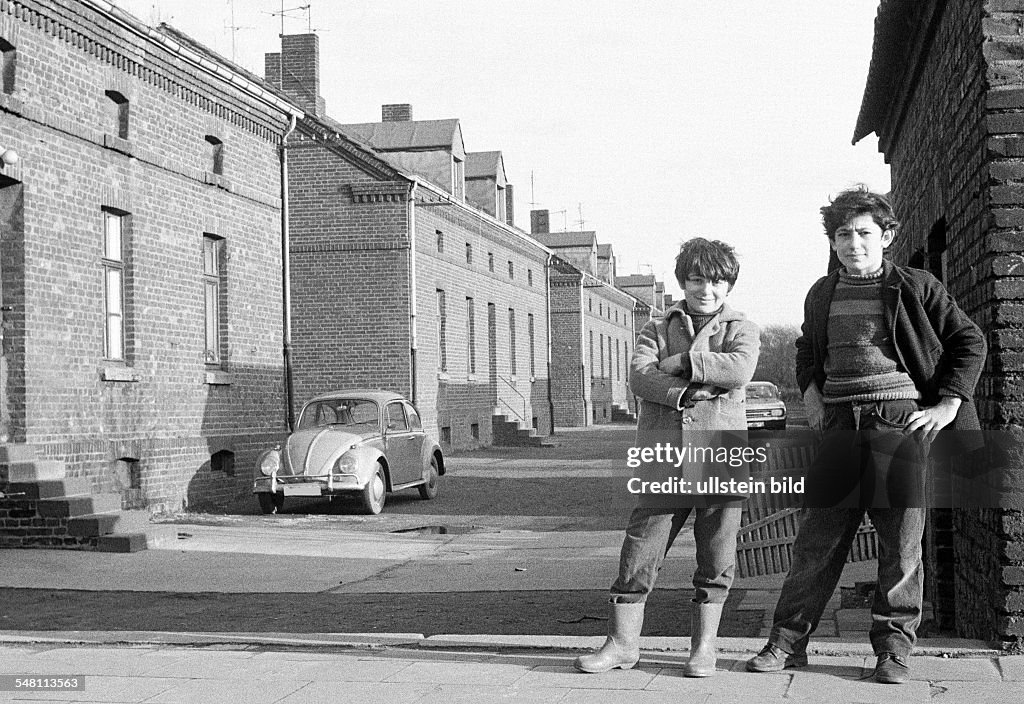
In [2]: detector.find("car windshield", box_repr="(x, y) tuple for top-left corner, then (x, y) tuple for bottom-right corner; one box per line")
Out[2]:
(746, 384), (779, 400)
(298, 399), (379, 430)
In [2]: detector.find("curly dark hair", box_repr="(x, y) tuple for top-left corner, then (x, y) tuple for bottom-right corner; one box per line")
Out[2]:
(821, 185), (900, 240)
(674, 237), (740, 288)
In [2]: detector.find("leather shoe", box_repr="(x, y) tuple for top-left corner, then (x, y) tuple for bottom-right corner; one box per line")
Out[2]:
(874, 652), (910, 684)
(745, 643), (809, 672)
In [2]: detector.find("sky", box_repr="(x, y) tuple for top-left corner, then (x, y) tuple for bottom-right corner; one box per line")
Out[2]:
(115, 0), (890, 326)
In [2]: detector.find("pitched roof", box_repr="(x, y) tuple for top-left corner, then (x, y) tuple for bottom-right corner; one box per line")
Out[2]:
(853, 0), (928, 144)
(465, 151), (503, 179)
(616, 274), (656, 287)
(597, 243), (613, 259)
(535, 231), (597, 248)
(339, 119), (460, 151)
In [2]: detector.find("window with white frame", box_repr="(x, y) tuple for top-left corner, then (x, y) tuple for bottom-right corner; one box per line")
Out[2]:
(466, 297), (476, 374)
(528, 313), (535, 378)
(508, 308), (517, 375)
(203, 235), (226, 364)
(102, 210), (126, 361)
(437, 289), (448, 372)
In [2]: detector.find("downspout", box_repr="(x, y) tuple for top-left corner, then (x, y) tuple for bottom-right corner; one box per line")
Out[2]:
(280, 114), (297, 431)
(408, 182), (418, 405)
(545, 253), (556, 435)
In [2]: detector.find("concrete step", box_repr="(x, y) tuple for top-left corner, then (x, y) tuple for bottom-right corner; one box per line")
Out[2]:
(1, 460), (66, 483)
(96, 524), (177, 553)
(67, 509), (152, 538)
(0, 444), (39, 464)
(36, 493), (122, 518)
(5, 478), (93, 500)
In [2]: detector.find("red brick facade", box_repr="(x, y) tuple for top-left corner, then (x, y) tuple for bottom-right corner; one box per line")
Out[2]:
(0, 0), (296, 512)
(855, 0), (1024, 648)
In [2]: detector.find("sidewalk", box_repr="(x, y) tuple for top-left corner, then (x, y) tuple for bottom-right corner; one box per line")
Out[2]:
(0, 635), (1017, 704)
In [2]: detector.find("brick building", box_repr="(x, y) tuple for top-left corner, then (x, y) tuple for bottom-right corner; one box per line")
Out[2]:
(530, 210), (644, 425)
(266, 35), (553, 450)
(0, 0), (299, 517)
(854, 0), (1024, 647)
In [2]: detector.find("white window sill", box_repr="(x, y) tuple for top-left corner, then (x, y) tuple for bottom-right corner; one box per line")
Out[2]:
(101, 366), (139, 382)
(205, 370), (232, 385)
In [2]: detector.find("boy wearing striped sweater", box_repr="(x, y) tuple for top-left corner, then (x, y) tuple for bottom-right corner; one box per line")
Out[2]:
(746, 186), (985, 684)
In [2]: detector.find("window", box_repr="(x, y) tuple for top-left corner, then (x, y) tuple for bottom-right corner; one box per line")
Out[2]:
(509, 308), (517, 375)
(466, 297), (476, 374)
(589, 330), (594, 378)
(203, 235), (226, 365)
(211, 450), (235, 476)
(615, 310), (619, 323)
(105, 90), (129, 139)
(471, 422), (480, 440)
(385, 402), (409, 432)
(205, 135), (224, 175)
(488, 252), (494, 272)
(508, 260), (514, 279)
(436, 229), (444, 253)
(452, 156), (465, 200)
(405, 404), (422, 430)
(527, 269), (533, 286)
(0, 38), (15, 95)
(466, 242), (473, 264)
(616, 339), (621, 381)
(588, 297), (593, 312)
(437, 289), (447, 372)
(528, 313), (535, 378)
(600, 333), (605, 379)
(102, 210), (126, 361)
(599, 302), (603, 316)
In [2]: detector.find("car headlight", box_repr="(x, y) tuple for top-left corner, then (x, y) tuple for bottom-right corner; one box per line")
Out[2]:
(259, 450), (281, 476)
(771, 409), (784, 417)
(333, 453), (358, 474)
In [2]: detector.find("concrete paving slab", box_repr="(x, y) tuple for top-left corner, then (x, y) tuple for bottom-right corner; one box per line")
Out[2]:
(144, 676), (309, 704)
(998, 655), (1024, 680)
(273, 681), (437, 704)
(646, 669), (791, 697)
(560, 690), (709, 704)
(386, 660), (529, 685)
(267, 657), (415, 682)
(2, 674), (183, 703)
(785, 670), (932, 702)
(930, 681), (1024, 703)
(514, 664), (657, 690)
(412, 684), (569, 704)
(905, 655), (1001, 681)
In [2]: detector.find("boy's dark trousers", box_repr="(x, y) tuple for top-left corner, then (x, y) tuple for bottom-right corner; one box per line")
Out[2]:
(767, 399), (927, 659)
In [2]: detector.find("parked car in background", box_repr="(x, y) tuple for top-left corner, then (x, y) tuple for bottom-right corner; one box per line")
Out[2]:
(253, 390), (444, 515)
(744, 381), (787, 430)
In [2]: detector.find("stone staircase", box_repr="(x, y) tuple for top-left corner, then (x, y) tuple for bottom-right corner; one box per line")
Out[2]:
(491, 410), (555, 447)
(0, 444), (175, 552)
(611, 402), (637, 424)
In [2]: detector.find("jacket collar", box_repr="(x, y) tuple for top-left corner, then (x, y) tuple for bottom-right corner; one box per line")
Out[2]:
(665, 301), (746, 323)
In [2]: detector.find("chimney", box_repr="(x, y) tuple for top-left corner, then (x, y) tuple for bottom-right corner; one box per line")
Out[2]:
(505, 184), (515, 226)
(264, 34), (325, 117)
(531, 209), (549, 235)
(382, 104), (413, 122)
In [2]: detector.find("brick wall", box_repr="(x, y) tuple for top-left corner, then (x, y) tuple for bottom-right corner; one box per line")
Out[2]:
(0, 0), (292, 512)
(864, 0), (1024, 647)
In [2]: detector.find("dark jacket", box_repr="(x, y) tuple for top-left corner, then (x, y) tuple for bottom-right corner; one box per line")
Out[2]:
(795, 260), (986, 432)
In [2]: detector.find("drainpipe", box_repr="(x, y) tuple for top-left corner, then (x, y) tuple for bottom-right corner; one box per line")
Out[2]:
(280, 114), (297, 431)
(545, 252), (556, 435)
(408, 182), (419, 405)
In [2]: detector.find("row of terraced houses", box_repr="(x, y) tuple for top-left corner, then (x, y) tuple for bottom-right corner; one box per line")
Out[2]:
(0, 0), (669, 519)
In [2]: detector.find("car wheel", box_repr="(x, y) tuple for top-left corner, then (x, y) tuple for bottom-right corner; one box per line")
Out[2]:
(361, 463), (387, 515)
(418, 456), (440, 500)
(258, 493), (285, 515)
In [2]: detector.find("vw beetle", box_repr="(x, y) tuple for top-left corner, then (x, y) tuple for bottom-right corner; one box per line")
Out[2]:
(253, 390), (444, 515)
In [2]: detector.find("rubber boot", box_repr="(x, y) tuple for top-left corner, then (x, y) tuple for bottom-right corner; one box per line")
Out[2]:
(683, 602), (724, 677)
(574, 601), (645, 673)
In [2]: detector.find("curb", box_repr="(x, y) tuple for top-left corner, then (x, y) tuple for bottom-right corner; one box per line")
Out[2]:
(0, 631), (1004, 657)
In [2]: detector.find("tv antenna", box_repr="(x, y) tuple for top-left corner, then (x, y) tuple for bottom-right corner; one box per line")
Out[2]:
(224, 0), (253, 63)
(575, 202), (586, 231)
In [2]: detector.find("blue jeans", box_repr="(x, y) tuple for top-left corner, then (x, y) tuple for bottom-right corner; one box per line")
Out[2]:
(769, 399), (926, 658)
(610, 504), (742, 604)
